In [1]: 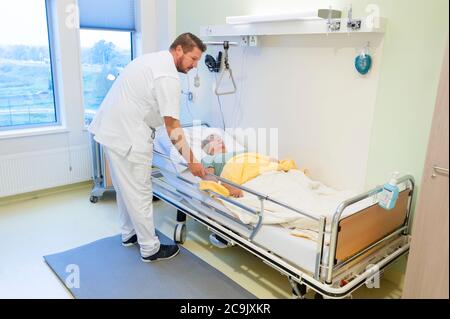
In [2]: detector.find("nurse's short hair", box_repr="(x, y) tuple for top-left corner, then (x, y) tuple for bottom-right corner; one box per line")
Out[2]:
(170, 33), (207, 53)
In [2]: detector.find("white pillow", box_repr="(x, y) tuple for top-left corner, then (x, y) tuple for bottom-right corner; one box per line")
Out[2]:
(153, 126), (246, 173)
(183, 126), (247, 160)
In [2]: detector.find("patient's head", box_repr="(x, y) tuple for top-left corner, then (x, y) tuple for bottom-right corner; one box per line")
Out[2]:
(201, 134), (226, 155)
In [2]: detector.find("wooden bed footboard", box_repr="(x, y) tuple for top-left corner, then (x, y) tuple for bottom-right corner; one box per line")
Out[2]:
(335, 190), (411, 262)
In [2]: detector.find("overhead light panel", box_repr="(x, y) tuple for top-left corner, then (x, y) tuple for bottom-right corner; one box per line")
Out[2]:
(226, 9), (341, 25)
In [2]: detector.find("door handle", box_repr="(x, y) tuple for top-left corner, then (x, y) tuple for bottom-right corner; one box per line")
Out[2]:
(432, 165), (449, 178)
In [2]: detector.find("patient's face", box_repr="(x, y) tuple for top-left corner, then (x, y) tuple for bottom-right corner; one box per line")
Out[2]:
(206, 135), (226, 155)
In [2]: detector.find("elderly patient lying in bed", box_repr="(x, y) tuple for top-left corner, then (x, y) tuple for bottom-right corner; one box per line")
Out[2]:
(199, 134), (300, 198)
(197, 134), (357, 242)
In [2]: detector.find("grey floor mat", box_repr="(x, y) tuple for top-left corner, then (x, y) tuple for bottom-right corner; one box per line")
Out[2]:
(44, 231), (256, 299)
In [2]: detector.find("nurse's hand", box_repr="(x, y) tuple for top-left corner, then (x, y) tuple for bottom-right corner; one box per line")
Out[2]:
(188, 162), (207, 178)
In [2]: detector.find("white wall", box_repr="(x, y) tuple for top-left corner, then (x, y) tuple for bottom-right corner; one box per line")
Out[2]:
(155, 0), (177, 50)
(180, 33), (384, 191)
(134, 0), (176, 56)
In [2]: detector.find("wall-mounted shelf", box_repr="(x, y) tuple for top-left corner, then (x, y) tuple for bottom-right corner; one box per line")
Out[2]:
(200, 17), (386, 38)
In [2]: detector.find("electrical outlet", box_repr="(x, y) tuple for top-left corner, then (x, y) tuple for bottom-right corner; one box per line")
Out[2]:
(241, 36), (249, 46)
(249, 35), (258, 47)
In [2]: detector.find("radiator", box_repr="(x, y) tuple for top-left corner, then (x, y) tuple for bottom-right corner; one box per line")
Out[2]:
(0, 145), (92, 197)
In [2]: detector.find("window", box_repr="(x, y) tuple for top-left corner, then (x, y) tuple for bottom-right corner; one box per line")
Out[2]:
(80, 30), (132, 126)
(0, 0), (57, 130)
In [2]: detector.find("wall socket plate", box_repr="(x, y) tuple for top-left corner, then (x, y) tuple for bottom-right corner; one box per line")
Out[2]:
(249, 35), (258, 47)
(241, 36), (258, 47)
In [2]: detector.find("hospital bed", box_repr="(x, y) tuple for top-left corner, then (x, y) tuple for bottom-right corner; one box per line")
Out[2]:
(151, 123), (414, 299)
(89, 132), (114, 203)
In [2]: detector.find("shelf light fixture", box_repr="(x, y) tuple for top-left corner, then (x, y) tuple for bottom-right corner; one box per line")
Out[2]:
(225, 9), (341, 25)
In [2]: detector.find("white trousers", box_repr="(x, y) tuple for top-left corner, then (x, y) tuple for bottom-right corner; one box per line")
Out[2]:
(104, 147), (160, 257)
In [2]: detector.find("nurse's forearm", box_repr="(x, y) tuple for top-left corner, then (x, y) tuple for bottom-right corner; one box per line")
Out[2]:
(164, 117), (199, 164)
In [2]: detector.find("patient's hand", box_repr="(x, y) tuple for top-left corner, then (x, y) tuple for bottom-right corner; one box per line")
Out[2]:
(203, 174), (218, 182)
(203, 167), (218, 181)
(228, 186), (244, 198)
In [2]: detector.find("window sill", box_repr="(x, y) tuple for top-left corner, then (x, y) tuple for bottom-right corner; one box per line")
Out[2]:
(0, 126), (69, 139)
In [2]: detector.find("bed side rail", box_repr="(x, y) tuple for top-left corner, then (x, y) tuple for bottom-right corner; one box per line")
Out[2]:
(153, 150), (320, 221)
(336, 189), (410, 261)
(323, 175), (415, 284)
(181, 121), (210, 128)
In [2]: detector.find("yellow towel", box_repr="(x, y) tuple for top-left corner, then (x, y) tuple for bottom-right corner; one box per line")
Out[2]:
(199, 152), (301, 197)
(199, 180), (230, 197)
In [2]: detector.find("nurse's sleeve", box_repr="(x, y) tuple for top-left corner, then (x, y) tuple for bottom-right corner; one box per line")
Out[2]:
(154, 76), (181, 120)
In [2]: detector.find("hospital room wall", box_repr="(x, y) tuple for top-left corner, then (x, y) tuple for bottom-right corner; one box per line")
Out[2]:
(176, 0), (449, 192)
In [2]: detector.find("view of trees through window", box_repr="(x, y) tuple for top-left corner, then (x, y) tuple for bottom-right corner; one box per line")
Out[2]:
(0, 0), (56, 129)
(81, 29), (132, 125)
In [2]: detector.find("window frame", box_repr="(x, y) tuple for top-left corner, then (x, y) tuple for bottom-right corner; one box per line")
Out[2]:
(0, 0), (60, 132)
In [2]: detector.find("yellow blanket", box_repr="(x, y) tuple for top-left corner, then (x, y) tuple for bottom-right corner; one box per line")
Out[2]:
(199, 180), (231, 197)
(199, 152), (300, 197)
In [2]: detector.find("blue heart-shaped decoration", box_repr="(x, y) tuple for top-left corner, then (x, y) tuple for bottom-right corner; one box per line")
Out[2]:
(355, 54), (372, 75)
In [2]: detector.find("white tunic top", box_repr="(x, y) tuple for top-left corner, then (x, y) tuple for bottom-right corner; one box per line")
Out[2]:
(88, 51), (180, 163)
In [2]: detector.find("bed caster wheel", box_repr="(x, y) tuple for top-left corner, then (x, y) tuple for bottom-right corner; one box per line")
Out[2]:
(174, 223), (186, 244)
(291, 283), (307, 299)
(177, 210), (187, 223)
(90, 196), (99, 203)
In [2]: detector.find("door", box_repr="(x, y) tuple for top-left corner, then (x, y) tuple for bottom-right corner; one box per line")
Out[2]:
(402, 41), (449, 299)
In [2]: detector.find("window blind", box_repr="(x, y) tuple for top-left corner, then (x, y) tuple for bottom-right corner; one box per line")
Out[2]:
(78, 0), (135, 31)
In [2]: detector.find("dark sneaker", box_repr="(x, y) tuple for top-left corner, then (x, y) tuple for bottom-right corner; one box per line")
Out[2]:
(122, 234), (138, 247)
(141, 244), (180, 263)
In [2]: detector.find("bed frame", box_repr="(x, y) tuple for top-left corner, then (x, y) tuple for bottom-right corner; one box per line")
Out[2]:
(151, 124), (414, 299)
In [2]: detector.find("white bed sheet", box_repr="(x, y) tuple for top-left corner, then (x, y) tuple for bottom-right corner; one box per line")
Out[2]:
(222, 169), (357, 224)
